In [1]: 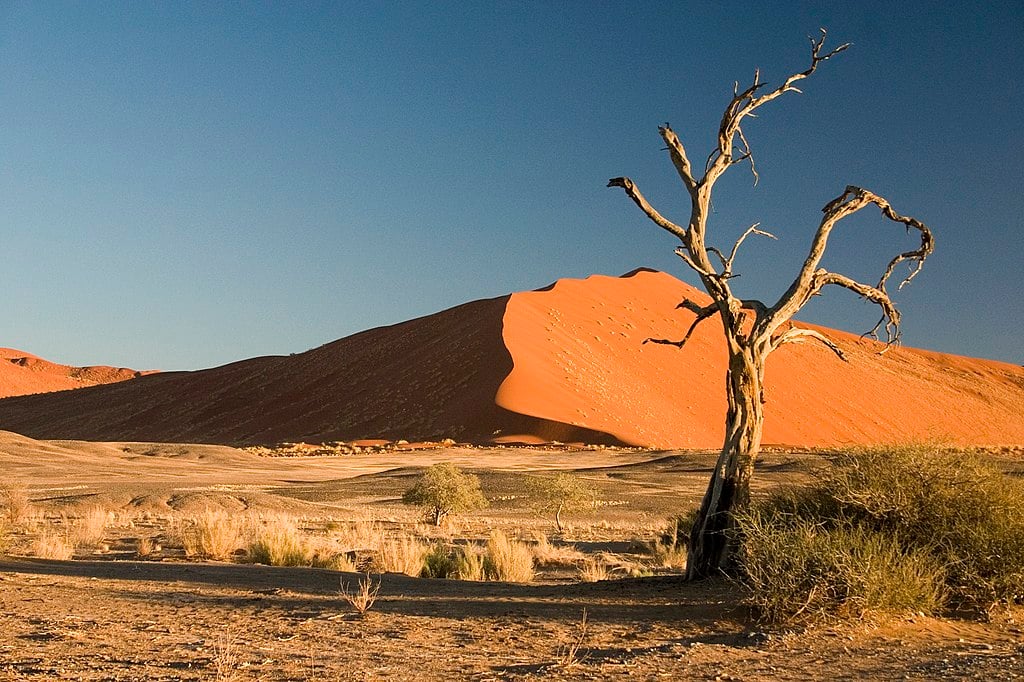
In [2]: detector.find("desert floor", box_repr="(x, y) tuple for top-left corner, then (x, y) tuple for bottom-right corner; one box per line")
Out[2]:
(2, 439), (1023, 681)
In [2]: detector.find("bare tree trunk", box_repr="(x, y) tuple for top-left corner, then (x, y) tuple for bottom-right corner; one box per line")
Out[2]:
(686, 343), (766, 579)
(607, 31), (933, 579)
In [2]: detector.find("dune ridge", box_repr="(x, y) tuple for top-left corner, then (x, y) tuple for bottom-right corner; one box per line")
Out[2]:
(1, 270), (1021, 447)
(0, 347), (153, 399)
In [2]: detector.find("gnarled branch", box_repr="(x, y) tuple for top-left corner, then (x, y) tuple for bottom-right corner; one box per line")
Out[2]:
(768, 185), (934, 346)
(606, 177), (687, 240)
(705, 30), (850, 187)
(644, 302), (720, 349)
(724, 223), (776, 275)
(771, 326), (847, 361)
(674, 246), (720, 279)
(813, 270), (902, 345)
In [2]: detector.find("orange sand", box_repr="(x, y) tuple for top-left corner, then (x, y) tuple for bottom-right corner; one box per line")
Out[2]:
(498, 270), (1024, 448)
(1, 270), (1021, 447)
(0, 348), (152, 399)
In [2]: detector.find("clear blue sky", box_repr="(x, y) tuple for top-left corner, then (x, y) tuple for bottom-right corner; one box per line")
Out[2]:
(2, 1), (1021, 370)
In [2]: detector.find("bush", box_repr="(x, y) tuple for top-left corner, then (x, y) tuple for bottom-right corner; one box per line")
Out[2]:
(532, 473), (597, 531)
(735, 445), (1024, 623)
(402, 463), (487, 526)
(738, 510), (945, 623)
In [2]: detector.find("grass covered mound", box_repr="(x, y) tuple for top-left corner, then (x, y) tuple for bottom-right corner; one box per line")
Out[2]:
(736, 445), (1024, 624)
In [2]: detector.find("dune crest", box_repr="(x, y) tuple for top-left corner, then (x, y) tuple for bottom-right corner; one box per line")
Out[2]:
(0, 347), (153, 399)
(1, 270), (1021, 447)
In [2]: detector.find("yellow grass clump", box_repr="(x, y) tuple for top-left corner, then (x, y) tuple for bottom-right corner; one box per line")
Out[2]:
(32, 529), (74, 560)
(70, 506), (112, 548)
(484, 530), (534, 582)
(1, 484), (31, 525)
(178, 509), (245, 561)
(374, 535), (429, 576)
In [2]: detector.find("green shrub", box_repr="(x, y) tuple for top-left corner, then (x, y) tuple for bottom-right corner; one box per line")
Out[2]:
(421, 542), (458, 578)
(737, 510), (945, 623)
(402, 463), (487, 526)
(531, 473), (597, 531)
(735, 445), (1024, 623)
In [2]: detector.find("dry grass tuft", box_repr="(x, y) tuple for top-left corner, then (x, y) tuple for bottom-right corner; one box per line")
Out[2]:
(70, 506), (111, 548)
(136, 536), (159, 558)
(0, 517), (10, 554)
(178, 510), (245, 560)
(247, 516), (313, 566)
(340, 573), (381, 616)
(330, 519), (385, 552)
(1, 484), (31, 525)
(577, 557), (610, 583)
(32, 529), (74, 560)
(531, 532), (584, 567)
(247, 515), (355, 570)
(212, 629), (239, 682)
(374, 535), (429, 576)
(484, 530), (534, 582)
(557, 609), (589, 670)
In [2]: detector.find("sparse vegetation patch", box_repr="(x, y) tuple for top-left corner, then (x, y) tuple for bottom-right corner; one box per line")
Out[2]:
(735, 445), (1024, 623)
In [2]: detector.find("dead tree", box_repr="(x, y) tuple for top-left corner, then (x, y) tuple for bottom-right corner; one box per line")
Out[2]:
(607, 31), (934, 579)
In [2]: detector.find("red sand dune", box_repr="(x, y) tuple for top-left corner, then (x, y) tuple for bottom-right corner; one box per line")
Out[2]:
(1, 270), (1022, 448)
(0, 347), (153, 399)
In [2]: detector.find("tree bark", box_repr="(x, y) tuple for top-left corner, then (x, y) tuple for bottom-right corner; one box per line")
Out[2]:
(686, 341), (766, 579)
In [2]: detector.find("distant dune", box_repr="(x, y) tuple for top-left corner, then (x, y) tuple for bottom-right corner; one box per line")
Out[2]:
(0, 347), (153, 399)
(1, 270), (1022, 448)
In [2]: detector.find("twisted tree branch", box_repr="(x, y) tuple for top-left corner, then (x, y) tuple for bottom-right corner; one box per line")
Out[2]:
(772, 326), (847, 361)
(606, 177), (687, 240)
(644, 303), (720, 349)
(658, 125), (698, 194)
(768, 185), (934, 346)
(705, 30), (850, 187)
(725, 223), (776, 274)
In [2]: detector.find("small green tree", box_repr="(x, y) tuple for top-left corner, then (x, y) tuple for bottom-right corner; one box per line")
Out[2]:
(533, 473), (596, 532)
(402, 463), (487, 526)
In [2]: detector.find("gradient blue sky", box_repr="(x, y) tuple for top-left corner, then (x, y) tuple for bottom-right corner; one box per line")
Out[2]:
(2, 1), (1021, 370)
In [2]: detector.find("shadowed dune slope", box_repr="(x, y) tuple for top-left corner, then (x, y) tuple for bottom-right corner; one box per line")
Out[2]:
(1, 270), (1022, 447)
(0, 348), (152, 399)
(0, 296), (612, 446)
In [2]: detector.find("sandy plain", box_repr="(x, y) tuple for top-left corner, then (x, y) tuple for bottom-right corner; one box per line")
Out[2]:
(2, 432), (1023, 681)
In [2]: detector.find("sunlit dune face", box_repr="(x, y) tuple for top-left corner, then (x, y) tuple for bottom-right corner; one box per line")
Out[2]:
(497, 270), (1024, 448)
